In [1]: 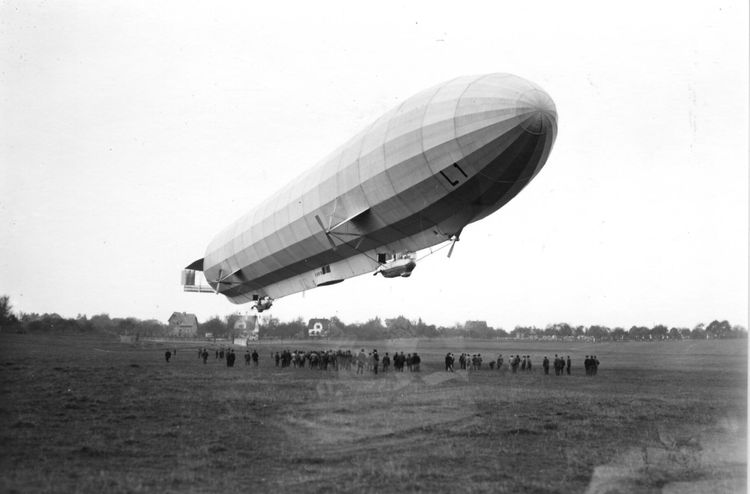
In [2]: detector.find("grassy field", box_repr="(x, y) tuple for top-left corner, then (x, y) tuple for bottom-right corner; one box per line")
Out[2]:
(0, 333), (746, 493)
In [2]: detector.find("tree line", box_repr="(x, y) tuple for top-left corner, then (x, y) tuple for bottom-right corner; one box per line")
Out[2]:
(0, 295), (745, 341)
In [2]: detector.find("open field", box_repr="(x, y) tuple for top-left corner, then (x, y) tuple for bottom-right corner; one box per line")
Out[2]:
(0, 334), (746, 493)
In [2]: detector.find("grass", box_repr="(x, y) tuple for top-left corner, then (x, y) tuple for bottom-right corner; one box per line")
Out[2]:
(0, 334), (746, 493)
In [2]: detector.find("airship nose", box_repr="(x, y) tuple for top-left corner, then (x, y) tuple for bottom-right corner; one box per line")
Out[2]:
(515, 87), (557, 135)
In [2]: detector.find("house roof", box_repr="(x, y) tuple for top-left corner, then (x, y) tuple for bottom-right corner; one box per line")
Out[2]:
(169, 312), (198, 326)
(307, 318), (329, 329)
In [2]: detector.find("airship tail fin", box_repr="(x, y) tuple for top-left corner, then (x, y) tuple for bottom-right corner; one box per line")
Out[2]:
(182, 258), (213, 293)
(185, 258), (204, 271)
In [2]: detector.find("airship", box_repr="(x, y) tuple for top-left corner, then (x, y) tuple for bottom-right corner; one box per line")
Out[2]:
(183, 73), (557, 311)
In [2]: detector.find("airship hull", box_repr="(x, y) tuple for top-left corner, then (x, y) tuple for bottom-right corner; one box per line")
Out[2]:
(198, 74), (557, 304)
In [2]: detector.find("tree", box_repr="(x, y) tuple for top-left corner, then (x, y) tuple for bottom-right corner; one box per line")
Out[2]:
(116, 317), (139, 335)
(628, 326), (650, 340)
(386, 316), (413, 338)
(201, 316), (227, 338)
(263, 317), (307, 339)
(465, 320), (494, 339)
(495, 327), (509, 338)
(326, 316), (346, 338)
(138, 319), (166, 337)
(587, 325), (611, 341)
(731, 325), (748, 338)
(357, 317), (385, 339)
(611, 327), (627, 341)
(650, 324), (668, 340)
(546, 322), (573, 338)
(90, 314), (115, 333)
(414, 318), (438, 338)
(512, 326), (535, 339)
(690, 325), (706, 339)
(226, 314), (243, 335)
(0, 295), (18, 330)
(705, 320), (732, 339)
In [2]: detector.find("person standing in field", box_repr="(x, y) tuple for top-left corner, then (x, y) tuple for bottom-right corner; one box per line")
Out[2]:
(445, 353), (454, 372)
(201, 348), (209, 364)
(382, 352), (390, 372)
(542, 356), (550, 375)
(164, 350), (172, 363)
(357, 349), (366, 374)
(372, 349), (379, 374)
(566, 356), (571, 375)
(252, 349), (259, 367)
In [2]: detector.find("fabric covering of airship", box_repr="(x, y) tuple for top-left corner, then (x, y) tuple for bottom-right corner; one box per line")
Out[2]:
(184, 73), (557, 307)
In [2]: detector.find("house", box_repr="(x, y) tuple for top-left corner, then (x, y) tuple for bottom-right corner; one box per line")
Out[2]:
(233, 313), (259, 341)
(307, 318), (329, 337)
(167, 312), (198, 337)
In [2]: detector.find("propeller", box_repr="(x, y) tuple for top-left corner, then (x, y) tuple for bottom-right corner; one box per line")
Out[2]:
(447, 234), (460, 258)
(431, 227), (462, 258)
(212, 268), (242, 294)
(315, 214), (337, 250)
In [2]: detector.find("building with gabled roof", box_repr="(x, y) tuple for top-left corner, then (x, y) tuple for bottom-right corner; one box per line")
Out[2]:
(168, 312), (198, 337)
(307, 318), (329, 337)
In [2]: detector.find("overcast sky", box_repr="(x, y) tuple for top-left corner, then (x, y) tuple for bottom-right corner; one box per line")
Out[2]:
(1, 1), (747, 330)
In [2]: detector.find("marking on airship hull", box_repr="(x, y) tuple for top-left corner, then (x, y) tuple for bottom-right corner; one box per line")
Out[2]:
(440, 162), (469, 187)
(453, 163), (468, 177)
(439, 170), (459, 186)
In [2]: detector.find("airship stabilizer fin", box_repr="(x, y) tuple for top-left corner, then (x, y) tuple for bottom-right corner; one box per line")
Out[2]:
(315, 206), (370, 250)
(181, 266), (214, 293)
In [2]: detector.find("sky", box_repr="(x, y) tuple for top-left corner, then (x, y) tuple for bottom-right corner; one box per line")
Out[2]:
(1, 0), (747, 330)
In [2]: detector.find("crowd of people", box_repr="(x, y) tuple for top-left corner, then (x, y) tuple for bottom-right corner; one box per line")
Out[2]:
(265, 348), (423, 374)
(443, 352), (600, 376)
(584, 355), (601, 375)
(167, 346), (601, 376)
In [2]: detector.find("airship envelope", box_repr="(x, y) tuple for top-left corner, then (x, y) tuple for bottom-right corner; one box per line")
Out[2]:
(184, 73), (557, 311)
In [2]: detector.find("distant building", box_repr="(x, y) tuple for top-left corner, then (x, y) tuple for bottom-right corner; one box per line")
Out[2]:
(167, 312), (198, 337)
(307, 318), (329, 337)
(464, 320), (489, 332)
(233, 313), (259, 341)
